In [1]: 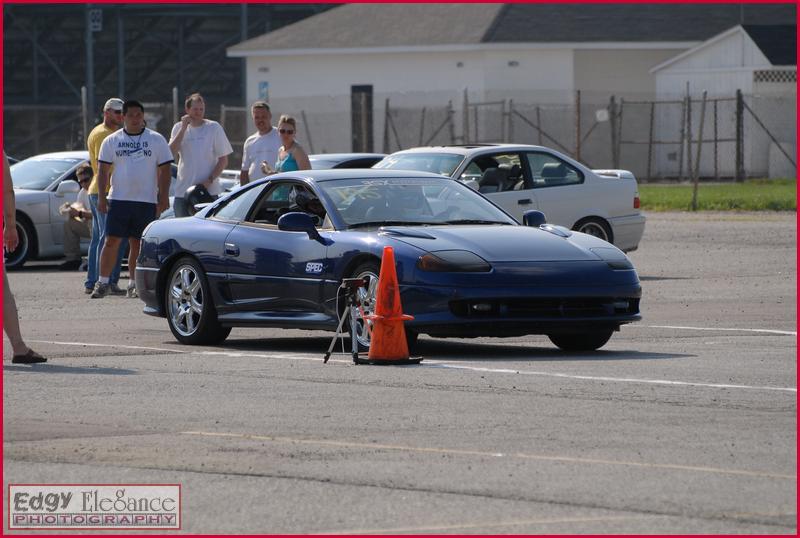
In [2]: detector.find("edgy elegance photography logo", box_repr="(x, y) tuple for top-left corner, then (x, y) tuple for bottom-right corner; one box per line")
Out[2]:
(8, 484), (181, 530)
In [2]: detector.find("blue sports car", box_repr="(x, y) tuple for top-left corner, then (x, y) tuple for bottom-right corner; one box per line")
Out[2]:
(135, 170), (641, 351)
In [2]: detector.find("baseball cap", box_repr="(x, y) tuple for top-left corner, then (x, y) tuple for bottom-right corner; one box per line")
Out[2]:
(103, 98), (124, 112)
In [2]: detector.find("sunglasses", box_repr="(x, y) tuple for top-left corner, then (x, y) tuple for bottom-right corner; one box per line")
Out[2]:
(78, 176), (91, 183)
(279, 129), (295, 135)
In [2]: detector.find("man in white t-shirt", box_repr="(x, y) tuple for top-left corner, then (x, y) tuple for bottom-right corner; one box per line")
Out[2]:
(92, 100), (173, 299)
(58, 163), (94, 271)
(239, 101), (281, 185)
(169, 93), (233, 217)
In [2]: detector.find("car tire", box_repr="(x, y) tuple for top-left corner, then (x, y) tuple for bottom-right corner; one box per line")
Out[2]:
(547, 329), (614, 351)
(346, 261), (418, 354)
(4, 217), (35, 269)
(165, 257), (231, 345)
(573, 217), (613, 244)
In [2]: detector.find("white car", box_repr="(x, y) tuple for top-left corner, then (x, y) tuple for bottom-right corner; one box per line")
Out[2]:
(6, 150), (90, 268)
(374, 144), (645, 252)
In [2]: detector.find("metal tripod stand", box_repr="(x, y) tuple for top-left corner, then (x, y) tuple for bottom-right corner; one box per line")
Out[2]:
(323, 278), (365, 363)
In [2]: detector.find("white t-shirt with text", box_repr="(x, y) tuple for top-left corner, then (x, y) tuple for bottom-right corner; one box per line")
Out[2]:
(241, 128), (281, 181)
(169, 119), (233, 197)
(98, 128), (173, 204)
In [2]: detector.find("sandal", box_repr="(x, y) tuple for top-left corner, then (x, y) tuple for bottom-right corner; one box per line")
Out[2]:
(12, 349), (47, 364)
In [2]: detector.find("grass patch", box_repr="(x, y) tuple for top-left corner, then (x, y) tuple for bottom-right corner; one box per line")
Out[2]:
(639, 179), (796, 211)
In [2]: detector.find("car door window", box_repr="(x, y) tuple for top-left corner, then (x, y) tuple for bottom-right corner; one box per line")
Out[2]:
(526, 152), (584, 188)
(462, 153), (526, 193)
(246, 182), (328, 228)
(210, 184), (264, 222)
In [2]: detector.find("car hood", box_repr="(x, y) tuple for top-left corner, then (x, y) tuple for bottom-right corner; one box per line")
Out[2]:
(381, 225), (601, 263)
(12, 188), (49, 202)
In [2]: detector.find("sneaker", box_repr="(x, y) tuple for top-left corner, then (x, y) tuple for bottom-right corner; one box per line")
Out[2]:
(108, 283), (126, 296)
(126, 284), (138, 298)
(84, 286), (93, 295)
(91, 282), (109, 298)
(58, 259), (82, 271)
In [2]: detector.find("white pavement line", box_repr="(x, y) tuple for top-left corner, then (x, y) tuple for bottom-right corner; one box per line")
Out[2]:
(636, 325), (796, 336)
(317, 514), (657, 534)
(424, 363), (797, 393)
(26, 339), (795, 393)
(181, 431), (796, 480)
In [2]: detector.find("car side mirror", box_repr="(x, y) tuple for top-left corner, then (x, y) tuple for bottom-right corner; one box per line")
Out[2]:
(523, 210), (547, 227)
(55, 179), (80, 196)
(278, 211), (323, 242)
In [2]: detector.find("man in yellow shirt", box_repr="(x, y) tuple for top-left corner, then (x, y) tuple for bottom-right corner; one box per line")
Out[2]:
(85, 98), (127, 295)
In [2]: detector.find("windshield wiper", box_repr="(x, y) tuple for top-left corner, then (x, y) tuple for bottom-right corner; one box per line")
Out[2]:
(348, 220), (439, 229)
(444, 219), (512, 225)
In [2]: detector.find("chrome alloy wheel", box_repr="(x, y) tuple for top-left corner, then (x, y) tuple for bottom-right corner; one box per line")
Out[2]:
(168, 264), (205, 337)
(578, 220), (610, 242)
(353, 269), (379, 349)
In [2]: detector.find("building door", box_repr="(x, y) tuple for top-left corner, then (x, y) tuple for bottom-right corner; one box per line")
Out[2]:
(351, 85), (373, 152)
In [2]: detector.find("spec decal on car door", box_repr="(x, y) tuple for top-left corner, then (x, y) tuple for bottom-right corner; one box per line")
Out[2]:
(306, 262), (324, 274)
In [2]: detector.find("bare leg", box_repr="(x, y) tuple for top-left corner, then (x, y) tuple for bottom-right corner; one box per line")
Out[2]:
(127, 238), (141, 284)
(3, 270), (29, 355)
(98, 235), (123, 279)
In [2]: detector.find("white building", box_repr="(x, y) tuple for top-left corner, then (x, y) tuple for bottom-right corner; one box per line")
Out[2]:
(652, 25), (796, 178)
(227, 3), (795, 168)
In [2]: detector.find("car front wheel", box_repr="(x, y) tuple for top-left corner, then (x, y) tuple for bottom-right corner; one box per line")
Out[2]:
(548, 329), (614, 351)
(346, 261), (418, 353)
(165, 257), (231, 345)
(4, 219), (34, 269)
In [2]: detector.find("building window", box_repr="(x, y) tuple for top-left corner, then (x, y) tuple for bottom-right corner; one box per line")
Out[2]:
(753, 69), (796, 83)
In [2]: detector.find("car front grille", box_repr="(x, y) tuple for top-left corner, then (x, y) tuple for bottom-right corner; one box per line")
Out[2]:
(449, 297), (640, 319)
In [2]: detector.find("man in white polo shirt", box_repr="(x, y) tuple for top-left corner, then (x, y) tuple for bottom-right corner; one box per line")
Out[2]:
(168, 92), (233, 217)
(239, 101), (281, 185)
(92, 100), (172, 299)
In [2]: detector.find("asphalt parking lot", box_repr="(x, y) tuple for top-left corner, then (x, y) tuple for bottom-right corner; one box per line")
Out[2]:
(3, 211), (796, 533)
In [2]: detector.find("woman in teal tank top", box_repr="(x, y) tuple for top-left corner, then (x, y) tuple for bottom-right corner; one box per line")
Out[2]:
(275, 114), (311, 173)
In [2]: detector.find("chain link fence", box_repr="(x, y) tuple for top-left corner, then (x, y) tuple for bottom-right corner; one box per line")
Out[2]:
(5, 89), (795, 180)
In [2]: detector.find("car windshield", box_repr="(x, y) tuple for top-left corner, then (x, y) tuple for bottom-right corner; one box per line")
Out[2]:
(10, 157), (82, 190)
(373, 153), (463, 176)
(310, 159), (339, 170)
(318, 177), (516, 228)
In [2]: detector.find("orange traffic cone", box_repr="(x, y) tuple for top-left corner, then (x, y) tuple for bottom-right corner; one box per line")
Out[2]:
(357, 246), (422, 365)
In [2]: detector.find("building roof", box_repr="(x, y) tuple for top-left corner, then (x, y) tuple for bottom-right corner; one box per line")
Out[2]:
(742, 25), (796, 65)
(229, 3), (796, 54)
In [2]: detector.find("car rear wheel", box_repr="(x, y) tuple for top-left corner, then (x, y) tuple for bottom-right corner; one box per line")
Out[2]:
(548, 329), (614, 351)
(347, 261), (418, 353)
(574, 217), (613, 244)
(4, 218), (34, 269)
(165, 257), (231, 345)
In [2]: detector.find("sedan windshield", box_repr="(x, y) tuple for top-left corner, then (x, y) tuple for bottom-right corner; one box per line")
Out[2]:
(318, 177), (516, 228)
(10, 158), (82, 190)
(373, 153), (463, 176)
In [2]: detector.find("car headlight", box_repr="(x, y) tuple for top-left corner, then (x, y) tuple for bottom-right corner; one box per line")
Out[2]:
(590, 247), (634, 270)
(417, 250), (492, 272)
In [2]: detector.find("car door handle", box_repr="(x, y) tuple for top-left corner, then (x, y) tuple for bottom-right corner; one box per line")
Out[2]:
(517, 199), (533, 205)
(225, 243), (240, 256)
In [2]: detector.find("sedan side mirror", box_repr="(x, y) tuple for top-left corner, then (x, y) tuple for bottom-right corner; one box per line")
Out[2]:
(278, 212), (323, 242)
(55, 179), (80, 196)
(522, 210), (547, 227)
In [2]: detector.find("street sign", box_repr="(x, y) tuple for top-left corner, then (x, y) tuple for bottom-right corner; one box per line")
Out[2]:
(89, 9), (102, 32)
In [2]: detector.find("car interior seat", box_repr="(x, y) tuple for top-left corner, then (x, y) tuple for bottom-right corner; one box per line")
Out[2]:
(478, 167), (509, 193)
(541, 162), (567, 185)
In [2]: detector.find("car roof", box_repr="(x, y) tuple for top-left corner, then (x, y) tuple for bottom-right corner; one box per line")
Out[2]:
(22, 150), (89, 160)
(266, 168), (449, 183)
(309, 153), (386, 160)
(390, 144), (550, 156)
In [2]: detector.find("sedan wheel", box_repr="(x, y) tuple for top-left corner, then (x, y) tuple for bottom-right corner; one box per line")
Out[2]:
(165, 257), (231, 345)
(574, 217), (612, 243)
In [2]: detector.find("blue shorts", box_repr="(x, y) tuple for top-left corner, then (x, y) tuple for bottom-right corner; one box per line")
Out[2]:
(106, 200), (157, 240)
